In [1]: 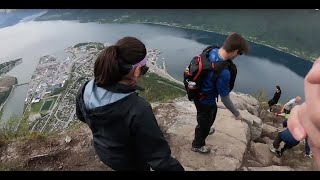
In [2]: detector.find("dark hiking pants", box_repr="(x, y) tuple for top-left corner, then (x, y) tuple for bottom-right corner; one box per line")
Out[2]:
(305, 137), (311, 155)
(283, 120), (288, 128)
(273, 132), (294, 154)
(192, 101), (217, 148)
(268, 99), (277, 111)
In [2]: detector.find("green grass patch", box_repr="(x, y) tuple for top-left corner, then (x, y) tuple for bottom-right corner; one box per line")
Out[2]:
(0, 115), (48, 147)
(86, 45), (95, 50)
(74, 42), (90, 48)
(253, 89), (271, 112)
(0, 108), (3, 120)
(74, 42), (105, 50)
(41, 100), (53, 111)
(0, 161), (22, 171)
(253, 89), (268, 104)
(50, 80), (68, 96)
(0, 115), (22, 144)
(23, 103), (27, 113)
(138, 73), (185, 103)
(0, 163), (9, 171)
(30, 101), (44, 113)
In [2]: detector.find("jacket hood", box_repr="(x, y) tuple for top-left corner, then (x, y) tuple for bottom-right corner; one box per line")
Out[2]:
(77, 79), (144, 125)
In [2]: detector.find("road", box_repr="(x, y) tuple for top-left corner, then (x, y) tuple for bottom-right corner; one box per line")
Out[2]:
(39, 94), (61, 133)
(40, 52), (84, 132)
(64, 107), (76, 128)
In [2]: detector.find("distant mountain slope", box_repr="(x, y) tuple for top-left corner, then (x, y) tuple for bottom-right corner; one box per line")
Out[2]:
(36, 9), (320, 61)
(0, 9), (45, 28)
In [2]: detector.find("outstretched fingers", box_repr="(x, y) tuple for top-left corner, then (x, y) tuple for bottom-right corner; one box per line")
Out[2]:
(306, 58), (320, 84)
(288, 104), (306, 141)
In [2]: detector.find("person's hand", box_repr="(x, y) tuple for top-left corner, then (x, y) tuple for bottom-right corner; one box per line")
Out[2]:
(288, 57), (320, 169)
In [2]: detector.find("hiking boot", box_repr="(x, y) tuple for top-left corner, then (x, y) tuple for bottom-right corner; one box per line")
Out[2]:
(275, 151), (282, 158)
(191, 146), (211, 154)
(269, 147), (277, 153)
(209, 128), (215, 135)
(305, 154), (313, 159)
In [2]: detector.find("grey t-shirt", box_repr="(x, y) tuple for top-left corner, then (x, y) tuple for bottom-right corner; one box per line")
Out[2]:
(284, 98), (298, 111)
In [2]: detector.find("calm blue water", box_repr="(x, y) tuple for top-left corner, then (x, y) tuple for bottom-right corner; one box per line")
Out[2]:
(0, 21), (313, 122)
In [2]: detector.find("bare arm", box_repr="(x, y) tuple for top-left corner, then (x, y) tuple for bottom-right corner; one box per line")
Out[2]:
(276, 112), (286, 117)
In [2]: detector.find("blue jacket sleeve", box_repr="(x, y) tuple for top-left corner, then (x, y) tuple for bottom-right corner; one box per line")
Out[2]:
(216, 69), (231, 97)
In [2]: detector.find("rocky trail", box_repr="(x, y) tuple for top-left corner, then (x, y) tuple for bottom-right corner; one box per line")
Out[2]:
(0, 93), (315, 171)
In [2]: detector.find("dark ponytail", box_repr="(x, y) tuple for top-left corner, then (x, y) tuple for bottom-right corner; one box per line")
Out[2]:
(94, 45), (122, 86)
(94, 37), (147, 87)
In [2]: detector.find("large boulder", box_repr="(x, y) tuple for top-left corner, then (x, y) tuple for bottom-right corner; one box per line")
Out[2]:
(261, 137), (273, 145)
(251, 142), (274, 166)
(261, 123), (278, 139)
(241, 110), (263, 140)
(260, 102), (269, 111)
(242, 166), (248, 171)
(259, 110), (288, 129)
(217, 92), (260, 116)
(247, 160), (263, 167)
(272, 104), (283, 113)
(152, 93), (266, 171)
(247, 166), (294, 171)
(183, 166), (194, 171)
(259, 103), (282, 113)
(272, 156), (282, 166)
(156, 96), (250, 171)
(259, 110), (278, 124)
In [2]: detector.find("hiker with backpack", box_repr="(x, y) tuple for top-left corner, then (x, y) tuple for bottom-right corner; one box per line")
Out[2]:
(268, 85), (281, 112)
(184, 32), (249, 154)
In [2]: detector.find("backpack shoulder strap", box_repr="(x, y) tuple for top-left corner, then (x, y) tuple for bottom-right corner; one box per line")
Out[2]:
(200, 45), (220, 71)
(202, 45), (220, 54)
(212, 61), (225, 85)
(226, 60), (237, 91)
(212, 60), (237, 90)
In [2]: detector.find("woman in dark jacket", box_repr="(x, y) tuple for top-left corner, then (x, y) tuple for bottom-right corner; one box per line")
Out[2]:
(75, 37), (184, 171)
(268, 85), (281, 112)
